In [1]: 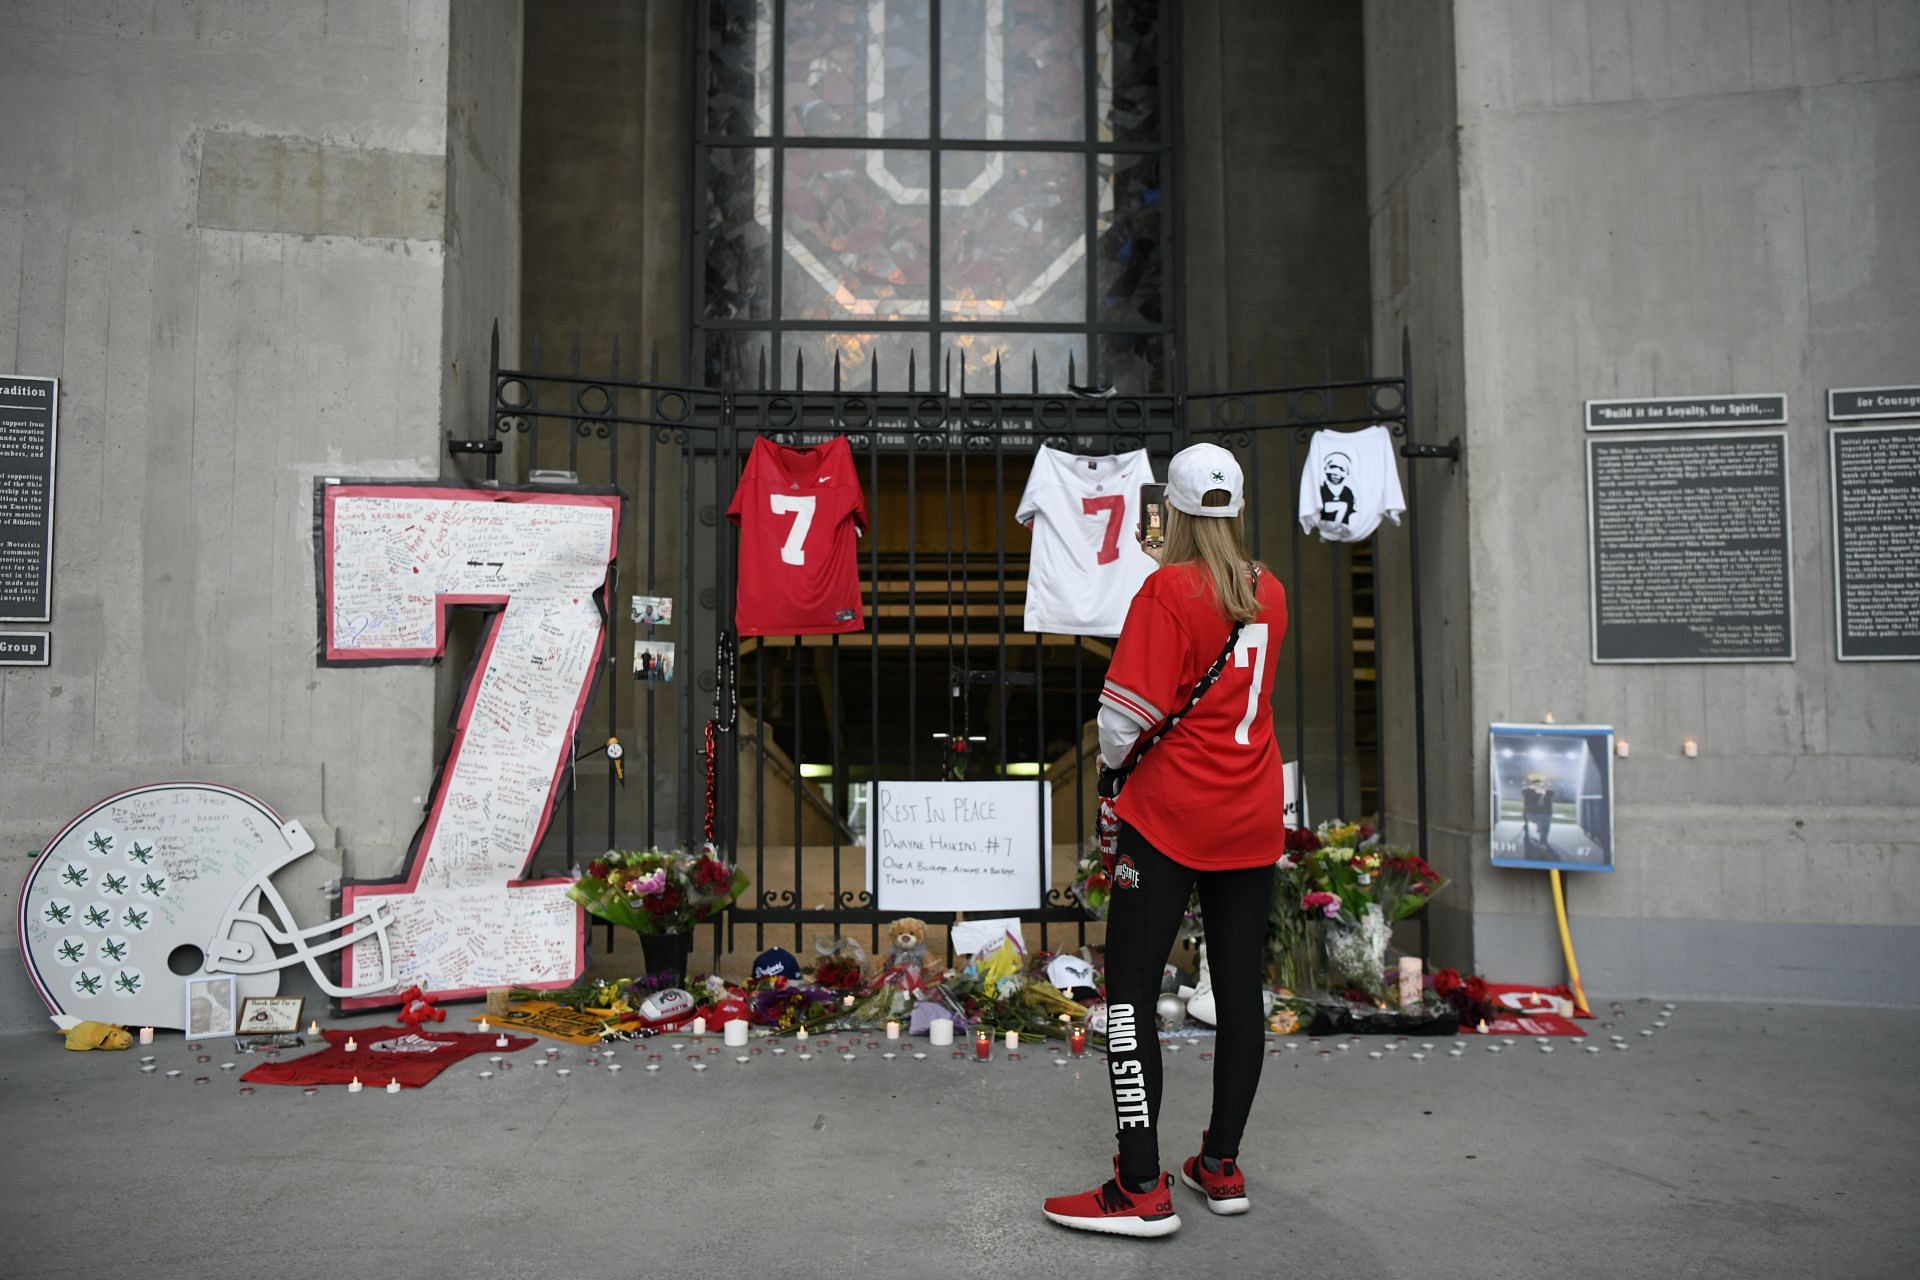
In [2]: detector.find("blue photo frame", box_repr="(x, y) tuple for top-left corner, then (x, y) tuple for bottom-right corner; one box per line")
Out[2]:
(1489, 724), (1615, 872)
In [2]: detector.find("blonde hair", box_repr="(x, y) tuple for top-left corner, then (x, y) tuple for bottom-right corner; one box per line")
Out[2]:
(1160, 498), (1264, 623)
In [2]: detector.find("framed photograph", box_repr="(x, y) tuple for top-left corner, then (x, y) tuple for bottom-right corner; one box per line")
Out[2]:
(630, 594), (674, 626)
(1488, 724), (1615, 872)
(633, 640), (675, 682)
(184, 974), (238, 1038)
(236, 994), (305, 1035)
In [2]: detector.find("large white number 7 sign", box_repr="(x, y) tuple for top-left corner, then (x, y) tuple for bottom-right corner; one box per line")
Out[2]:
(318, 481), (620, 1008)
(1232, 623), (1270, 746)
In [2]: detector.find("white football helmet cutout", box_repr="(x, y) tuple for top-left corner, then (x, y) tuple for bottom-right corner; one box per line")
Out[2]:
(19, 783), (397, 1029)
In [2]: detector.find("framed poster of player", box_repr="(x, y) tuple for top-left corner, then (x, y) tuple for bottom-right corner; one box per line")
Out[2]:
(1488, 724), (1615, 872)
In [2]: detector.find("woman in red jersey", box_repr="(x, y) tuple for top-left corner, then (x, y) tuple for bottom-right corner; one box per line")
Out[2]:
(1043, 443), (1288, 1238)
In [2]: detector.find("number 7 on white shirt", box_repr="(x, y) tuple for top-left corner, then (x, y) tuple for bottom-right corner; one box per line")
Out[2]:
(1232, 622), (1270, 745)
(769, 493), (817, 565)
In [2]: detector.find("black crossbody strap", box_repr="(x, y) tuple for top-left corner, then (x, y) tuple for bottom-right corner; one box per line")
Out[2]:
(1102, 567), (1259, 798)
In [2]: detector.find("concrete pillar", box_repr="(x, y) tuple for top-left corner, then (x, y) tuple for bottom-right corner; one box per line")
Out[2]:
(1367, 0), (1920, 1001)
(0, 0), (522, 1030)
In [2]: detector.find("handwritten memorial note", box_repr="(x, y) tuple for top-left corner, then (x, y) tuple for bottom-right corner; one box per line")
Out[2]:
(867, 781), (1047, 913)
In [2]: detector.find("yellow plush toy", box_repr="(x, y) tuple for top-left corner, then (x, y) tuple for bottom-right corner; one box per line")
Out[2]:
(52, 1016), (133, 1051)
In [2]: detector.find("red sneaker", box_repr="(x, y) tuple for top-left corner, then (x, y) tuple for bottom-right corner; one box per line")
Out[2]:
(1043, 1160), (1181, 1238)
(1179, 1135), (1250, 1215)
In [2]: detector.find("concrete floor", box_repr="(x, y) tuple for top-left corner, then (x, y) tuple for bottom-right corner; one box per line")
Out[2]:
(2, 998), (1915, 1280)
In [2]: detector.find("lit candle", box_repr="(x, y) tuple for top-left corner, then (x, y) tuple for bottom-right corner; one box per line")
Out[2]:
(344, 1036), (358, 1052)
(1683, 739), (1698, 758)
(928, 1018), (954, 1047)
(1004, 1030), (1019, 1051)
(885, 1021), (900, 1040)
(975, 1029), (991, 1061)
(1070, 1026), (1087, 1056)
(495, 1033), (508, 1048)
(842, 994), (855, 1009)
(691, 1016), (707, 1037)
(386, 1078), (401, 1094)
(796, 1027), (809, 1043)
(347, 1077), (363, 1093)
(1475, 1020), (1488, 1035)
(478, 1018), (490, 1033)
(307, 1020), (320, 1038)
(138, 1026), (154, 1045)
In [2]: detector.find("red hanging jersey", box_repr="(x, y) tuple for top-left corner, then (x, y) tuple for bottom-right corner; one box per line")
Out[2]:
(728, 436), (869, 636)
(1099, 560), (1289, 871)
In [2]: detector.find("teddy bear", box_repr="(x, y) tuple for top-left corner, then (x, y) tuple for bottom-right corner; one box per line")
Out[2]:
(882, 916), (930, 984)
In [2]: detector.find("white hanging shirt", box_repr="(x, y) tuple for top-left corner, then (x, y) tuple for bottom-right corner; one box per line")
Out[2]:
(1297, 425), (1406, 542)
(1017, 446), (1159, 638)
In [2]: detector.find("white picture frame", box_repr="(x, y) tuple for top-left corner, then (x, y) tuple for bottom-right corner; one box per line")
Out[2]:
(184, 974), (238, 1038)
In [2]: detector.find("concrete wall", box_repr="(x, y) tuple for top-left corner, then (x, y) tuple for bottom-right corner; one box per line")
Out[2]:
(1363, 0), (1480, 968)
(1183, 0), (1375, 824)
(0, 1), (521, 1030)
(1370, 0), (1920, 1002)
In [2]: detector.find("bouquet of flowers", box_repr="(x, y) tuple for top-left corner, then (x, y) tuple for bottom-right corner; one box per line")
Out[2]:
(1431, 968), (1497, 1027)
(1269, 820), (1449, 999)
(568, 845), (748, 936)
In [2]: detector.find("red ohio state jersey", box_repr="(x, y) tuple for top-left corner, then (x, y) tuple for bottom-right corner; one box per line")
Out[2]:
(728, 436), (869, 636)
(1100, 560), (1289, 871)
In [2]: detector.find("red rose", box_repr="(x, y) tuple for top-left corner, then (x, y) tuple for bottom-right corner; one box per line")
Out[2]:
(1464, 976), (1491, 1004)
(588, 860), (608, 880)
(1432, 968), (1464, 998)
(1284, 827), (1322, 854)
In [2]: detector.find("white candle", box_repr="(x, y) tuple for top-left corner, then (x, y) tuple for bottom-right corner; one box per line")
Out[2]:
(344, 1037), (358, 1052)
(138, 1027), (154, 1045)
(1398, 957), (1423, 1010)
(842, 994), (855, 1009)
(796, 1027), (809, 1042)
(692, 1016), (707, 1037)
(1683, 738), (1698, 758)
(307, 1020), (320, 1037)
(386, 1078), (401, 1094)
(723, 1019), (750, 1048)
(1004, 1030), (1019, 1051)
(495, 1033), (508, 1048)
(928, 1018), (954, 1047)
(885, 1021), (900, 1040)
(478, 1018), (490, 1033)
(347, 1077), (363, 1093)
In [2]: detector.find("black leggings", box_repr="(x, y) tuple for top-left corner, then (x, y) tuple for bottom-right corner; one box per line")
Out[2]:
(1105, 822), (1275, 1184)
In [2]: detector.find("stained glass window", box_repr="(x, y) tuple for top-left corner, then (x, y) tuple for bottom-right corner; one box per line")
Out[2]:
(696, 0), (1171, 393)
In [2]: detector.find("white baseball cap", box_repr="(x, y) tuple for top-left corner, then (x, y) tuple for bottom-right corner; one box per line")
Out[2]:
(1165, 443), (1244, 518)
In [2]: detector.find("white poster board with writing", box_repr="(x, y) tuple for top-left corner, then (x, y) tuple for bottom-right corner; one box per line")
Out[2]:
(868, 781), (1049, 913)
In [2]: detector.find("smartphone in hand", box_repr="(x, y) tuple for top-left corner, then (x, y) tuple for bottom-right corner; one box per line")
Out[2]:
(1138, 483), (1166, 547)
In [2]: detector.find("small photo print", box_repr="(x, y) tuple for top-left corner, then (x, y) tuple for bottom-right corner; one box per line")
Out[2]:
(631, 595), (674, 627)
(184, 974), (238, 1038)
(634, 640), (676, 683)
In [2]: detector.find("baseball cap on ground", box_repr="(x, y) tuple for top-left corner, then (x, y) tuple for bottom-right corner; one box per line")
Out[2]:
(752, 947), (801, 981)
(1165, 442), (1244, 518)
(1047, 954), (1098, 997)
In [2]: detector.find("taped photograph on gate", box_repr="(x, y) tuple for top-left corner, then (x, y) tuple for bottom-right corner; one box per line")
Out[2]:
(1488, 724), (1615, 872)
(315, 480), (622, 1009)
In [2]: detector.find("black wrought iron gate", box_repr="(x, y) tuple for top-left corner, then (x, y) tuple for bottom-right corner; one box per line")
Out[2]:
(469, 324), (1454, 966)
